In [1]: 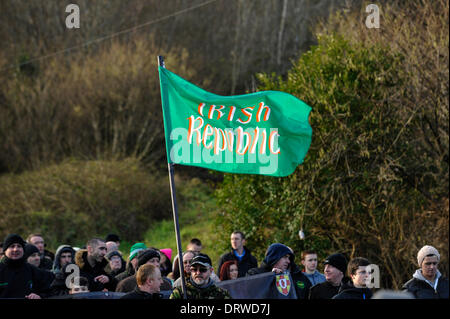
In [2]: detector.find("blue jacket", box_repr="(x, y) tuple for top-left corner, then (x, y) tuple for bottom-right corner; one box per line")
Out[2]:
(304, 270), (326, 286)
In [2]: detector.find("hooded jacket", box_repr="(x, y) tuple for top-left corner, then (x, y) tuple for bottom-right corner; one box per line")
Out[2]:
(75, 249), (117, 292)
(403, 269), (449, 299)
(217, 246), (258, 278)
(52, 245), (76, 275)
(332, 281), (373, 299)
(247, 243), (311, 299)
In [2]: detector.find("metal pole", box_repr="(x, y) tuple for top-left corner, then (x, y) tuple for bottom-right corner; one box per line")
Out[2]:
(158, 55), (188, 299)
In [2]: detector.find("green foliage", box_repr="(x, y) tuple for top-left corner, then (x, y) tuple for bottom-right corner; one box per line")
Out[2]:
(0, 158), (172, 250)
(214, 27), (448, 288)
(144, 176), (221, 265)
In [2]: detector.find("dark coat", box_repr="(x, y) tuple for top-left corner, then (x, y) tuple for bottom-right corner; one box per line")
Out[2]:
(247, 261), (311, 299)
(115, 260), (135, 283)
(403, 276), (449, 299)
(247, 244), (311, 299)
(75, 249), (117, 292)
(0, 256), (54, 298)
(217, 246), (258, 278)
(49, 270), (69, 297)
(116, 273), (172, 293)
(332, 281), (373, 299)
(39, 255), (54, 271)
(120, 286), (163, 299)
(309, 277), (351, 299)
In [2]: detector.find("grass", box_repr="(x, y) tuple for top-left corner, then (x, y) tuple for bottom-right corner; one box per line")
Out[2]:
(122, 174), (223, 270)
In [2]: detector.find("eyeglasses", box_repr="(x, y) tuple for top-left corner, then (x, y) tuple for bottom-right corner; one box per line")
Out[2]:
(190, 267), (209, 273)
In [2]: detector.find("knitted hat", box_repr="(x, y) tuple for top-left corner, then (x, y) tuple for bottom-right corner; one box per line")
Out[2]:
(417, 245), (440, 266)
(105, 233), (120, 242)
(129, 243), (147, 261)
(3, 234), (26, 251)
(24, 244), (40, 259)
(324, 253), (347, 274)
(160, 248), (172, 260)
(191, 253), (212, 268)
(137, 249), (160, 268)
(106, 250), (123, 261)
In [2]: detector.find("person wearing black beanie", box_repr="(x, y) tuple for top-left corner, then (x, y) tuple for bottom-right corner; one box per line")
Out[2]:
(3, 234), (26, 252)
(0, 234), (53, 298)
(309, 253), (351, 299)
(24, 244), (41, 268)
(137, 249), (160, 269)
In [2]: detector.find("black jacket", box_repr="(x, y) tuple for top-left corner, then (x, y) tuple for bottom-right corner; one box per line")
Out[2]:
(217, 246), (258, 278)
(75, 249), (117, 292)
(247, 244), (311, 299)
(0, 256), (54, 298)
(116, 274), (172, 293)
(332, 281), (373, 299)
(403, 272), (449, 299)
(309, 277), (351, 299)
(115, 260), (135, 283)
(120, 286), (163, 299)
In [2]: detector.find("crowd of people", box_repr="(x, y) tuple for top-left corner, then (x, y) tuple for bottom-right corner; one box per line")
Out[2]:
(0, 231), (448, 299)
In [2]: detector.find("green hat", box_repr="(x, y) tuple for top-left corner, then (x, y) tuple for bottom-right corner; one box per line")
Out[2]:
(129, 243), (147, 261)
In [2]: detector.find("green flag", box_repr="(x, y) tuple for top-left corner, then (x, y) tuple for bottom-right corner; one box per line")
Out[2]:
(158, 66), (312, 177)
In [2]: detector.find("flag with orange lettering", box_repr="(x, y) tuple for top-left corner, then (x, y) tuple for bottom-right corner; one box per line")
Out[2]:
(158, 67), (312, 177)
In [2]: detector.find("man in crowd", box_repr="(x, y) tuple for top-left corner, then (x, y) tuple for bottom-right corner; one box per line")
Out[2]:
(120, 264), (164, 299)
(68, 276), (90, 295)
(26, 233), (53, 271)
(75, 237), (117, 292)
(0, 234), (53, 298)
(171, 238), (204, 281)
(217, 231), (258, 278)
(170, 253), (231, 299)
(301, 250), (325, 286)
(105, 233), (121, 251)
(115, 242), (146, 283)
(105, 250), (126, 277)
(332, 257), (373, 299)
(24, 244), (42, 268)
(309, 253), (349, 299)
(116, 248), (171, 292)
(52, 245), (76, 275)
(173, 250), (198, 288)
(247, 243), (311, 299)
(403, 245), (449, 298)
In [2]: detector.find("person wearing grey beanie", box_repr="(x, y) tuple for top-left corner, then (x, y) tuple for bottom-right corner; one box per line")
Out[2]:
(403, 245), (449, 299)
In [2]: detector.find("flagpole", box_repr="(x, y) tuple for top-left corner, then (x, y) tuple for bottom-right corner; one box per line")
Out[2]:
(158, 55), (187, 299)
